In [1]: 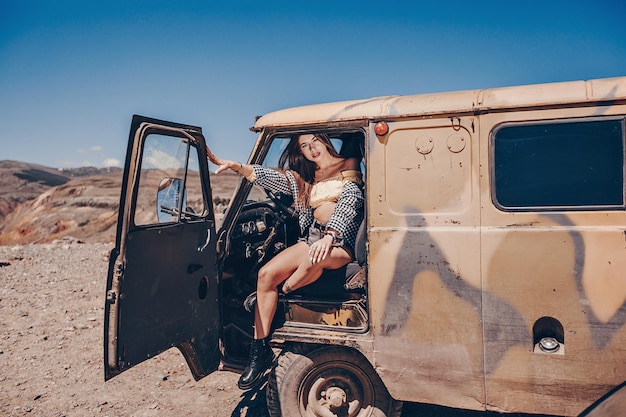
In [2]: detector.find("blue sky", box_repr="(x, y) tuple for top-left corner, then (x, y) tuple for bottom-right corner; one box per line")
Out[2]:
(1, 0), (625, 168)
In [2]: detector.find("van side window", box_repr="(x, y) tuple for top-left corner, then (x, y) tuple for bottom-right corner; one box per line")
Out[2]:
(493, 118), (625, 210)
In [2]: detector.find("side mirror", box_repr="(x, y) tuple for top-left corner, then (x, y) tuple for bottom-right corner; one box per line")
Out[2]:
(156, 177), (186, 223)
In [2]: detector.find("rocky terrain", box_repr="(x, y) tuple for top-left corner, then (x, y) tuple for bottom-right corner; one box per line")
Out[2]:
(0, 161), (122, 245)
(0, 239), (270, 417)
(0, 160), (240, 246)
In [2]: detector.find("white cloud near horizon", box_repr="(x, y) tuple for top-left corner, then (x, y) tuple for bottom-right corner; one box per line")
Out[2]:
(102, 158), (121, 168)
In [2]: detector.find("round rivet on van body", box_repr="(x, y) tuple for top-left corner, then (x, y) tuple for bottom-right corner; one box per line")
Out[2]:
(447, 132), (466, 153)
(415, 135), (434, 155)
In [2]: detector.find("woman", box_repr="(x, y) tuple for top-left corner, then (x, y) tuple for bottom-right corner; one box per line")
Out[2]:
(208, 133), (364, 390)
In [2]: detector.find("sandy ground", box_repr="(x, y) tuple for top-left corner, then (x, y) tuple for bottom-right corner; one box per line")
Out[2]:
(0, 240), (273, 417)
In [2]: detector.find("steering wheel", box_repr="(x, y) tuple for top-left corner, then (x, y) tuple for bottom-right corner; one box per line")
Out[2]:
(265, 189), (296, 217)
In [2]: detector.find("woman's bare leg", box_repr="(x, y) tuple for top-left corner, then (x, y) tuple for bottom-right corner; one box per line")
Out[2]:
(253, 243), (353, 338)
(281, 247), (352, 293)
(253, 242), (309, 339)
(239, 243), (354, 390)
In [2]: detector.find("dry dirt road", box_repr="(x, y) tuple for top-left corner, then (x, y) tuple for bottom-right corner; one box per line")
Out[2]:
(0, 240), (558, 417)
(1, 240), (258, 417)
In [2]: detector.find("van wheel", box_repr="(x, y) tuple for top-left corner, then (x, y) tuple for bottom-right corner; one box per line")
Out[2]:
(267, 344), (402, 417)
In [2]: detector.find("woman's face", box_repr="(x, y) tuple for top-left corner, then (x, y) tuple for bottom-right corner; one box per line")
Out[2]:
(297, 134), (328, 163)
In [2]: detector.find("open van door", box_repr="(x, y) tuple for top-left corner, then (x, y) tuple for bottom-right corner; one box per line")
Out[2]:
(104, 115), (220, 381)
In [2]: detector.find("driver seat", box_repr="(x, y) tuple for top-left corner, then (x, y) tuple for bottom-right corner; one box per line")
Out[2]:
(279, 218), (367, 301)
(273, 219), (368, 333)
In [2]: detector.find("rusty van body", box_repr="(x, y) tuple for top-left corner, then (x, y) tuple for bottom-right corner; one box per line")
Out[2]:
(104, 76), (626, 417)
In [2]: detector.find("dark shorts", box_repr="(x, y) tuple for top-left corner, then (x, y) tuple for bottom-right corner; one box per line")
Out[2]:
(298, 220), (354, 260)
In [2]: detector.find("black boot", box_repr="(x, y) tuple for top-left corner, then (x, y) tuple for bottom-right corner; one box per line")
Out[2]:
(237, 337), (275, 390)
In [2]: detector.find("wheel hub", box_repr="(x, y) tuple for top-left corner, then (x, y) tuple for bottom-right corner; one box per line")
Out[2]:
(307, 377), (364, 417)
(323, 386), (347, 409)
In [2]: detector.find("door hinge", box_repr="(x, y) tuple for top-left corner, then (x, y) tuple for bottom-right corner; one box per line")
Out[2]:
(106, 290), (117, 304)
(114, 261), (125, 275)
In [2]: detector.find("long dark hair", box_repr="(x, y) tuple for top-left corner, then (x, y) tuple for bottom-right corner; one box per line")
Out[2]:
(278, 133), (341, 208)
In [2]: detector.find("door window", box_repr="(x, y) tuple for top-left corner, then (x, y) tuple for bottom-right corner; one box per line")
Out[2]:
(134, 133), (206, 226)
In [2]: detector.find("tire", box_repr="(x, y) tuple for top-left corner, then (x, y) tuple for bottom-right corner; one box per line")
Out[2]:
(267, 344), (403, 417)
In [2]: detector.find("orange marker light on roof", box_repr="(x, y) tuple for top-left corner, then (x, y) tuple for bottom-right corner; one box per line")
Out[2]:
(374, 121), (389, 136)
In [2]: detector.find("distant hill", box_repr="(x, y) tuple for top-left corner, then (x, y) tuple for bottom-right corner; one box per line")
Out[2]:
(0, 160), (123, 217)
(0, 160), (240, 245)
(0, 161), (124, 244)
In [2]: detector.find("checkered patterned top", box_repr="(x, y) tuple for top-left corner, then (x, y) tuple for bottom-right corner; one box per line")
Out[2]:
(247, 165), (364, 252)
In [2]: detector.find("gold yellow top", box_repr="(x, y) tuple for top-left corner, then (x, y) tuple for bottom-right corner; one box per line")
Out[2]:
(310, 170), (363, 209)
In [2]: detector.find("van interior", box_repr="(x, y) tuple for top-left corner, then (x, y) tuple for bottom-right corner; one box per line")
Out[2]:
(218, 130), (368, 365)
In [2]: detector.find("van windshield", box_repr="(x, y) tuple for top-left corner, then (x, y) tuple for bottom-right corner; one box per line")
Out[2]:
(244, 132), (363, 205)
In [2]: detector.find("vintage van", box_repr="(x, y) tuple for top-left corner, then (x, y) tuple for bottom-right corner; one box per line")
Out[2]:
(104, 76), (626, 417)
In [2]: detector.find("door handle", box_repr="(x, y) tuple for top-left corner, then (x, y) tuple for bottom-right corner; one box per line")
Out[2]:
(197, 229), (211, 252)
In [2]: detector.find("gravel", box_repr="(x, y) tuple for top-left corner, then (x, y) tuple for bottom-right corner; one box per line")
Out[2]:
(0, 239), (265, 417)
